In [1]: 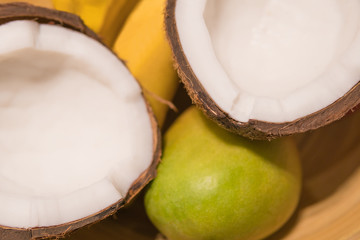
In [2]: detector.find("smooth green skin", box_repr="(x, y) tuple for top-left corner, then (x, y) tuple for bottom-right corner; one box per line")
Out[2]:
(145, 107), (301, 240)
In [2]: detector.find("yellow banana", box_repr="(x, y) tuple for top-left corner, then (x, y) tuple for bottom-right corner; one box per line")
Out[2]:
(52, 0), (139, 46)
(113, 0), (179, 128)
(52, 0), (112, 33)
(98, 0), (140, 47)
(0, 0), (53, 8)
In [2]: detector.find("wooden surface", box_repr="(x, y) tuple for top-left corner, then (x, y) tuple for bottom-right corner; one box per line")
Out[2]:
(268, 109), (360, 240)
(65, 88), (360, 240)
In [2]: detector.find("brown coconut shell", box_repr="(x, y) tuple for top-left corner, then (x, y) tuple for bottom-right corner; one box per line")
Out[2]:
(165, 0), (360, 140)
(0, 3), (161, 239)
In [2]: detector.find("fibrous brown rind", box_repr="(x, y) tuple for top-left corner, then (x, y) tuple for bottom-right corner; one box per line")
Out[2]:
(165, 0), (360, 140)
(0, 3), (161, 239)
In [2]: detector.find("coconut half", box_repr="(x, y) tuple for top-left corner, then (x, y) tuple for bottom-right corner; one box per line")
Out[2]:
(165, 0), (360, 140)
(0, 3), (161, 239)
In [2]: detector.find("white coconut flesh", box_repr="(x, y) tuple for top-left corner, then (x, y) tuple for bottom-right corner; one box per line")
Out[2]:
(0, 20), (153, 228)
(175, 0), (360, 122)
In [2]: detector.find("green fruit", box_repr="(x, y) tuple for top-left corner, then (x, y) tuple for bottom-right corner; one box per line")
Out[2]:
(144, 107), (301, 240)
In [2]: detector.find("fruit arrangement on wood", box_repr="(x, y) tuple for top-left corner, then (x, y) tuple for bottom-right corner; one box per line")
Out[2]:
(0, 1), (359, 240)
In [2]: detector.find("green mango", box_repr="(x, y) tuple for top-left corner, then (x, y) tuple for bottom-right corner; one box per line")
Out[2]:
(145, 106), (301, 240)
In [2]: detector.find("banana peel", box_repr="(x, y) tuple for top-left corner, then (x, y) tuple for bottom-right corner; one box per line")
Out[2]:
(99, 0), (140, 47)
(52, 0), (112, 32)
(113, 0), (179, 128)
(0, 0), (53, 8)
(52, 0), (139, 46)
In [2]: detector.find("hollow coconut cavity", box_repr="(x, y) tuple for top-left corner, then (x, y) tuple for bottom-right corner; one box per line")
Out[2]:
(166, 0), (360, 139)
(0, 3), (160, 239)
